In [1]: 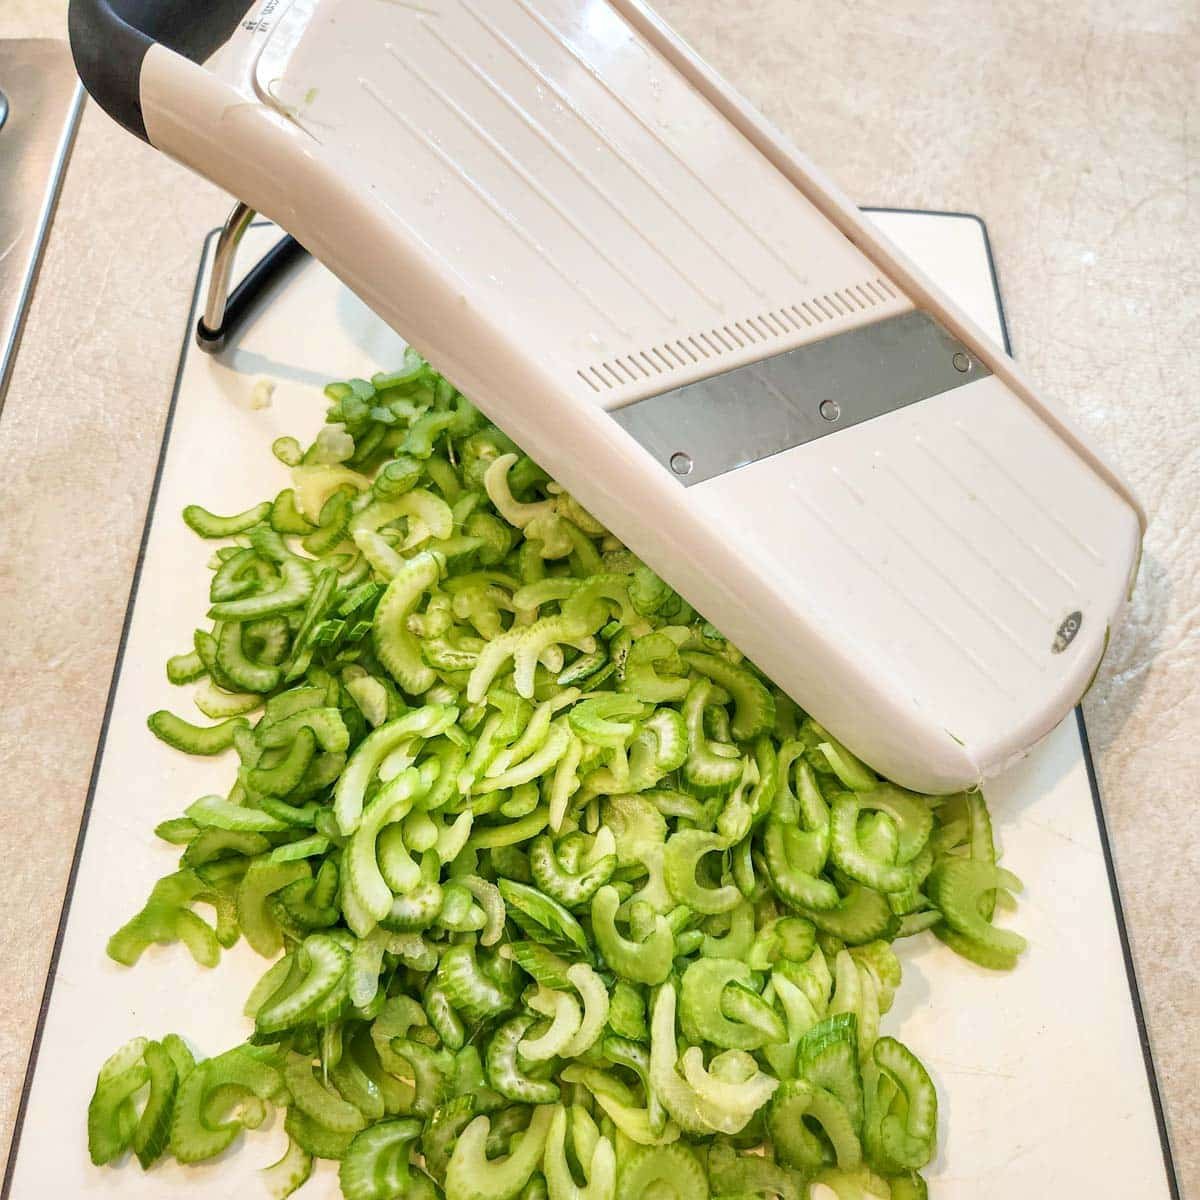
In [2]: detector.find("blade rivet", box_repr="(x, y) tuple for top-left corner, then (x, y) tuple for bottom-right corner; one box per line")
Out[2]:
(669, 452), (694, 476)
(819, 398), (840, 421)
(952, 351), (971, 373)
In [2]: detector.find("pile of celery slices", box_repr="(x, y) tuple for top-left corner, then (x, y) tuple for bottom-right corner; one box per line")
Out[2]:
(88, 353), (1026, 1200)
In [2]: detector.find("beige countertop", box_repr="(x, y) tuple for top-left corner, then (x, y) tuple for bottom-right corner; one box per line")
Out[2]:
(1, 1), (1196, 1193)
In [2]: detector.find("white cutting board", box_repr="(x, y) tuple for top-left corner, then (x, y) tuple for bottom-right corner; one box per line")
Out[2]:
(2, 214), (1178, 1199)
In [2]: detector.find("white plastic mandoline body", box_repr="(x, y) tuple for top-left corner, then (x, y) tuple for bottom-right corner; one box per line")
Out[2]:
(134, 0), (1142, 792)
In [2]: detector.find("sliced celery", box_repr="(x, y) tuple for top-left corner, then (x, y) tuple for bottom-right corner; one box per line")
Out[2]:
(89, 358), (1026, 1198)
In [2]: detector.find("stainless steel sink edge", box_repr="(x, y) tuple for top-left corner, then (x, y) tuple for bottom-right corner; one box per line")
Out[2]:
(0, 40), (86, 411)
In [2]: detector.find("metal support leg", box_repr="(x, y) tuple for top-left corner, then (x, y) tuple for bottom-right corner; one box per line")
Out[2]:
(195, 201), (256, 352)
(194, 203), (308, 354)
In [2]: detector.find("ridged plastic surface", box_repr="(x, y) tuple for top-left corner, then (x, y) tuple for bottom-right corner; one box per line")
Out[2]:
(139, 1), (1141, 789)
(693, 373), (1140, 773)
(253, 0), (911, 406)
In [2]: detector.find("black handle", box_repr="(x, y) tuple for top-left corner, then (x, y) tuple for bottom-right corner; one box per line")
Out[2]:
(68, 0), (252, 141)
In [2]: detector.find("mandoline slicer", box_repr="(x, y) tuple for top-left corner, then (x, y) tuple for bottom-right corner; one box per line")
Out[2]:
(69, 0), (1143, 793)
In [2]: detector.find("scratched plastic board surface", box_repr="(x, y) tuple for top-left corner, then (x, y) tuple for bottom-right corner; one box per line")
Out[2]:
(2, 214), (1175, 1198)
